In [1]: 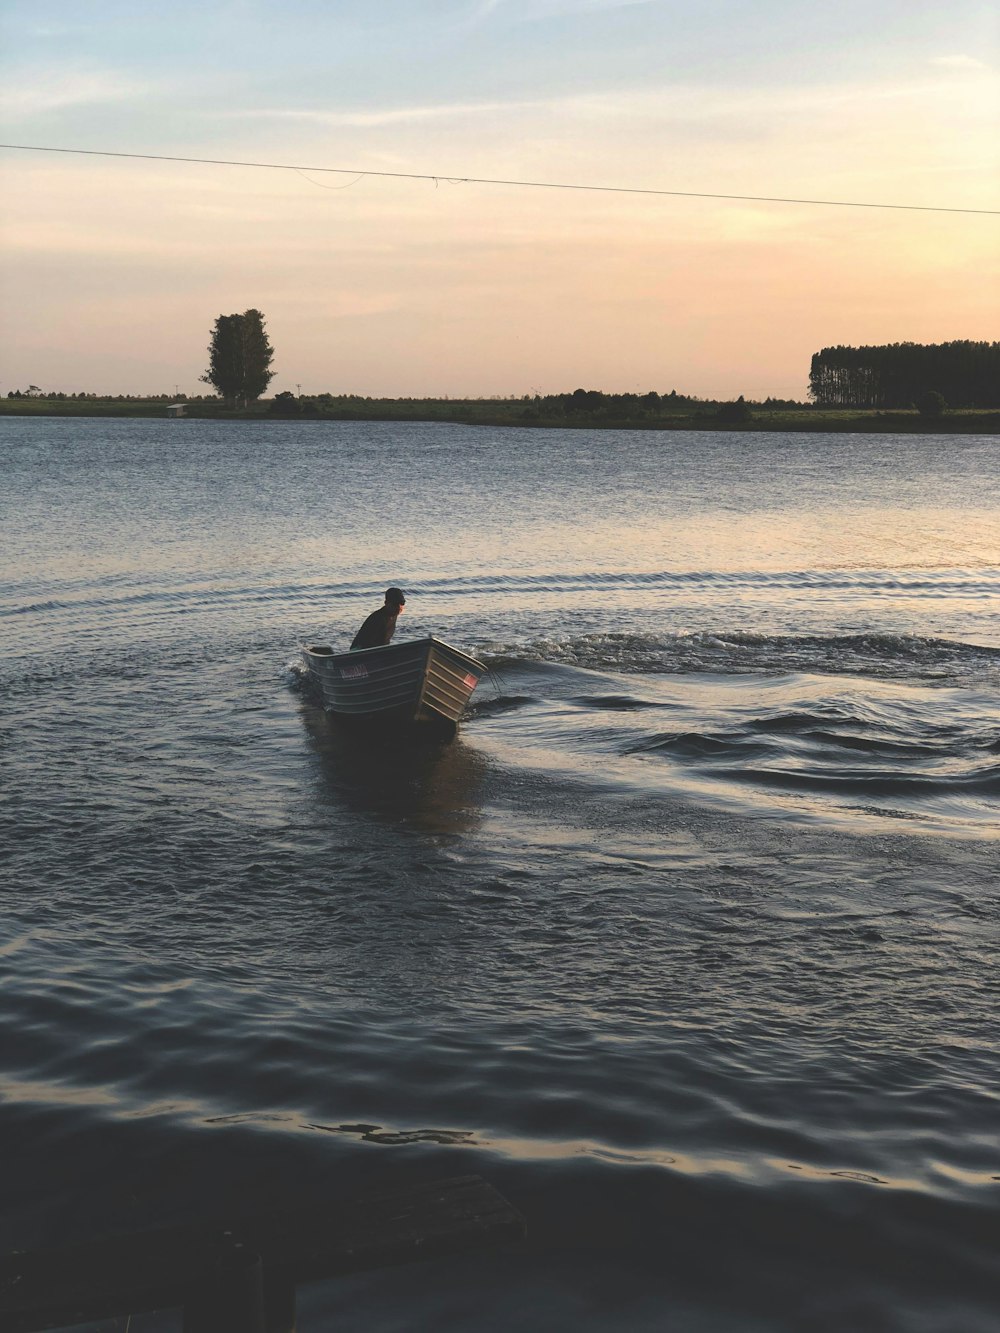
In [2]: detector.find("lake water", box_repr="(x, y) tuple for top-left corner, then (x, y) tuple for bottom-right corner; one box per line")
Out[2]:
(1, 417), (998, 1331)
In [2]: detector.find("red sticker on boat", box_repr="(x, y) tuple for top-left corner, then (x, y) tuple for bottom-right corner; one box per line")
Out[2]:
(463, 673), (478, 688)
(341, 664), (369, 680)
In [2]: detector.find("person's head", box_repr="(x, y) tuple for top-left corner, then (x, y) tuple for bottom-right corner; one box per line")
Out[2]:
(385, 586), (406, 614)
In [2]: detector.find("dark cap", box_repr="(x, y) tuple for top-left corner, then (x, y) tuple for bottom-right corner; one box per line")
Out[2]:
(385, 586), (406, 606)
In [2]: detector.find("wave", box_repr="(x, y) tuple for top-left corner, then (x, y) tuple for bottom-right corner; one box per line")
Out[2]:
(9, 562), (995, 621)
(481, 629), (1000, 684)
(419, 566), (1000, 597)
(718, 763), (1000, 800)
(470, 652), (1000, 828)
(616, 712), (1000, 803)
(626, 731), (773, 760)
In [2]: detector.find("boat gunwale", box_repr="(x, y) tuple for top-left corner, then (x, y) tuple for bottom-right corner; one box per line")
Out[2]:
(303, 635), (485, 674)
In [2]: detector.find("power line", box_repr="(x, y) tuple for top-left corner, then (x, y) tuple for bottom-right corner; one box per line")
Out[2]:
(1, 141), (997, 216)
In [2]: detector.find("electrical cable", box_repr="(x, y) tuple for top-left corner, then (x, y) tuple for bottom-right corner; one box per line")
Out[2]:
(1, 141), (997, 216)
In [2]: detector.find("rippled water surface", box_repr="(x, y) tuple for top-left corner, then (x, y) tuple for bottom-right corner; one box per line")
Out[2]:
(1, 419), (998, 1331)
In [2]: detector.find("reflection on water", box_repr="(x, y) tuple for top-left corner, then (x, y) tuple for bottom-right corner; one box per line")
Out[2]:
(299, 700), (487, 836)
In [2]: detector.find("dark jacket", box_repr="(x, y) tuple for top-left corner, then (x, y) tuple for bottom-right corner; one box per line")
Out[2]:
(350, 605), (399, 650)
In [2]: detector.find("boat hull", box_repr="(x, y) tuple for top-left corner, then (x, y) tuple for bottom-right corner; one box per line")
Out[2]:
(302, 637), (486, 733)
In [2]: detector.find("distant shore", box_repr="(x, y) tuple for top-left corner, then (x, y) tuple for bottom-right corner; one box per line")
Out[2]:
(2, 396), (997, 434)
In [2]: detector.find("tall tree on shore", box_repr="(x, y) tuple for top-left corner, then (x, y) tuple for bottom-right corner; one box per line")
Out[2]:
(201, 309), (275, 407)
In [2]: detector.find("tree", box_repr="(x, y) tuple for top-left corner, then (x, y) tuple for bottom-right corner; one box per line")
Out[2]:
(269, 390), (301, 416)
(717, 396), (752, 423)
(916, 390), (946, 419)
(201, 309), (275, 407)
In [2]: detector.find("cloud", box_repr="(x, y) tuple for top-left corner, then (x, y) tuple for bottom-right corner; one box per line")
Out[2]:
(226, 99), (530, 129)
(0, 68), (155, 118)
(929, 55), (992, 71)
(225, 63), (1000, 135)
(26, 25), (84, 38)
(490, 0), (652, 14)
(196, 69), (997, 224)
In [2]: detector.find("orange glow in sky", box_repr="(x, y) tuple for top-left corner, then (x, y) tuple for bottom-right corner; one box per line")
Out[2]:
(1, 2), (997, 399)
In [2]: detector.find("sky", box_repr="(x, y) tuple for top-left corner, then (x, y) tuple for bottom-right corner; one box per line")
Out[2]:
(1, 0), (997, 400)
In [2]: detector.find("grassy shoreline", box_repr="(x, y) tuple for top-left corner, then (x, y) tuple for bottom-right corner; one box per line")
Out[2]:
(1, 396), (997, 434)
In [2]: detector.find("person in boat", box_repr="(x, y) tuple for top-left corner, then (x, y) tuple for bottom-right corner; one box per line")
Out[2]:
(350, 586), (406, 650)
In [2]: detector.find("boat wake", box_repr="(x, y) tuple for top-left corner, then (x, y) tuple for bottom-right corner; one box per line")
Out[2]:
(478, 628), (1000, 685)
(465, 653), (1000, 832)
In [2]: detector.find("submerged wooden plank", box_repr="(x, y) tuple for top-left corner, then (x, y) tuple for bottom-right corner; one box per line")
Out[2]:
(0, 1175), (525, 1333)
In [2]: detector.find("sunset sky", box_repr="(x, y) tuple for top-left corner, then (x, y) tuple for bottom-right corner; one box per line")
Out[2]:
(1, 0), (997, 400)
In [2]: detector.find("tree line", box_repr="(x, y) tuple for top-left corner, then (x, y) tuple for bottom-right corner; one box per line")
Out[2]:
(809, 341), (1000, 409)
(21, 313), (994, 414)
(5, 390), (217, 401)
(264, 386), (802, 421)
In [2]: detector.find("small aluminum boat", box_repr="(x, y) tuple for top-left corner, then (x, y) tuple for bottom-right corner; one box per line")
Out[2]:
(302, 636), (486, 734)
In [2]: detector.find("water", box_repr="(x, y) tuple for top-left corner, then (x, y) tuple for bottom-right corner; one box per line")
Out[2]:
(1, 418), (998, 1331)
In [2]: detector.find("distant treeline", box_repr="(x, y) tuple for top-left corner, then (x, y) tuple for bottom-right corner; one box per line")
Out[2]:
(4, 390), (218, 402)
(3, 390), (997, 432)
(268, 387), (802, 422)
(809, 341), (1000, 409)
